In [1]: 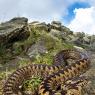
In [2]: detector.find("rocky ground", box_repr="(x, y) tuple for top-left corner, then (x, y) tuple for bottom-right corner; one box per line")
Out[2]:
(0, 17), (95, 95)
(81, 51), (95, 95)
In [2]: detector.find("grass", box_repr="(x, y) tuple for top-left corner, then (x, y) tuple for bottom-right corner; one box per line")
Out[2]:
(22, 77), (42, 94)
(0, 44), (13, 63)
(17, 58), (31, 67)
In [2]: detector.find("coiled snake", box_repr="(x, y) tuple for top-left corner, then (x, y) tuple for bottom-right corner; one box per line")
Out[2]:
(3, 50), (91, 95)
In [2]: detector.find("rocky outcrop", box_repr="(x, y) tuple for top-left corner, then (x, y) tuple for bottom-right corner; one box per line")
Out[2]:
(50, 21), (73, 35)
(83, 36), (90, 44)
(51, 21), (62, 30)
(0, 17), (30, 46)
(29, 21), (49, 32)
(29, 20), (95, 51)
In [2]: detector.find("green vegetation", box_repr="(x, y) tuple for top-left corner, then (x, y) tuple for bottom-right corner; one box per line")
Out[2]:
(0, 44), (13, 63)
(33, 53), (53, 65)
(22, 77), (42, 94)
(13, 42), (24, 55)
(0, 72), (6, 80)
(0, 22), (75, 94)
(18, 59), (30, 67)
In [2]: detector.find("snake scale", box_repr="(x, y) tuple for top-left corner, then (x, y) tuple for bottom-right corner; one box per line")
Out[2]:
(3, 50), (91, 95)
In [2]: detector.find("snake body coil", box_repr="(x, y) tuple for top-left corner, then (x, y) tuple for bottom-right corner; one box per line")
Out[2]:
(3, 50), (90, 95)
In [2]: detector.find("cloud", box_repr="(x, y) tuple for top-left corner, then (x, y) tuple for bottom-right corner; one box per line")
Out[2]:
(0, 0), (90, 23)
(0, 0), (67, 23)
(68, 7), (95, 34)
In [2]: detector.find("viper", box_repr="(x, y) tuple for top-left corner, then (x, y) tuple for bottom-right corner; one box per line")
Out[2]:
(3, 50), (90, 95)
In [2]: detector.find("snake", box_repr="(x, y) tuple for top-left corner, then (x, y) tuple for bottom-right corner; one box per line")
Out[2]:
(3, 49), (91, 95)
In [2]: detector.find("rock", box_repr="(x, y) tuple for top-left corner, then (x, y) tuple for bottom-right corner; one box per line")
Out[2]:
(50, 29), (71, 41)
(72, 37), (83, 45)
(90, 42), (95, 50)
(27, 41), (48, 58)
(67, 35), (75, 40)
(50, 29), (62, 38)
(51, 21), (61, 26)
(90, 35), (95, 43)
(0, 58), (20, 72)
(73, 46), (87, 53)
(83, 36), (90, 44)
(9, 17), (28, 24)
(51, 21), (62, 31)
(61, 26), (72, 34)
(74, 32), (85, 38)
(30, 21), (49, 31)
(81, 51), (95, 95)
(29, 21), (40, 25)
(0, 17), (30, 46)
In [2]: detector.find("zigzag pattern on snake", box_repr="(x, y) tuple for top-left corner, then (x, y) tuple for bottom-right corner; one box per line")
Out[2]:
(3, 50), (91, 95)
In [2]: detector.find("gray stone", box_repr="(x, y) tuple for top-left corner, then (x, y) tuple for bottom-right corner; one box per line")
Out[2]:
(27, 41), (48, 58)
(51, 21), (61, 26)
(30, 21), (49, 31)
(51, 21), (62, 31)
(50, 29), (61, 37)
(83, 36), (90, 44)
(90, 42), (95, 50)
(0, 17), (30, 46)
(73, 46), (86, 53)
(29, 21), (40, 25)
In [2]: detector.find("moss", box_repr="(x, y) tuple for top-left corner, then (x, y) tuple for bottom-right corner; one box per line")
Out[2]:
(13, 42), (24, 55)
(0, 69), (15, 80)
(24, 28), (41, 45)
(17, 59), (30, 67)
(22, 77), (42, 94)
(33, 53), (53, 65)
(0, 72), (6, 80)
(41, 53), (53, 65)
(39, 34), (56, 50)
(0, 44), (6, 55)
(63, 42), (74, 49)
(0, 44), (13, 63)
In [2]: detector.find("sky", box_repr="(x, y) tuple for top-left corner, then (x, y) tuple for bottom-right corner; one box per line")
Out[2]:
(0, 0), (95, 34)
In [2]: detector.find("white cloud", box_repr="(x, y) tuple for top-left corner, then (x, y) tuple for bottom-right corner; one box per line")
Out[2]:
(1, 0), (90, 23)
(68, 7), (95, 34)
(0, 0), (67, 23)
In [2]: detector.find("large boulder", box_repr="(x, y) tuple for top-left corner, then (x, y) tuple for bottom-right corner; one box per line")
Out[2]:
(0, 17), (30, 46)
(83, 36), (90, 44)
(29, 22), (49, 31)
(51, 21), (61, 26)
(51, 21), (62, 31)
(50, 29), (62, 38)
(27, 40), (48, 58)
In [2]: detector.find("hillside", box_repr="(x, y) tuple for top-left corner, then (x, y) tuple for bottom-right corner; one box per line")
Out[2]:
(0, 17), (95, 95)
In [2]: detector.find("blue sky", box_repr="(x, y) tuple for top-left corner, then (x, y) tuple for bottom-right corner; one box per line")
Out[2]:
(63, 2), (91, 24)
(0, 0), (95, 34)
